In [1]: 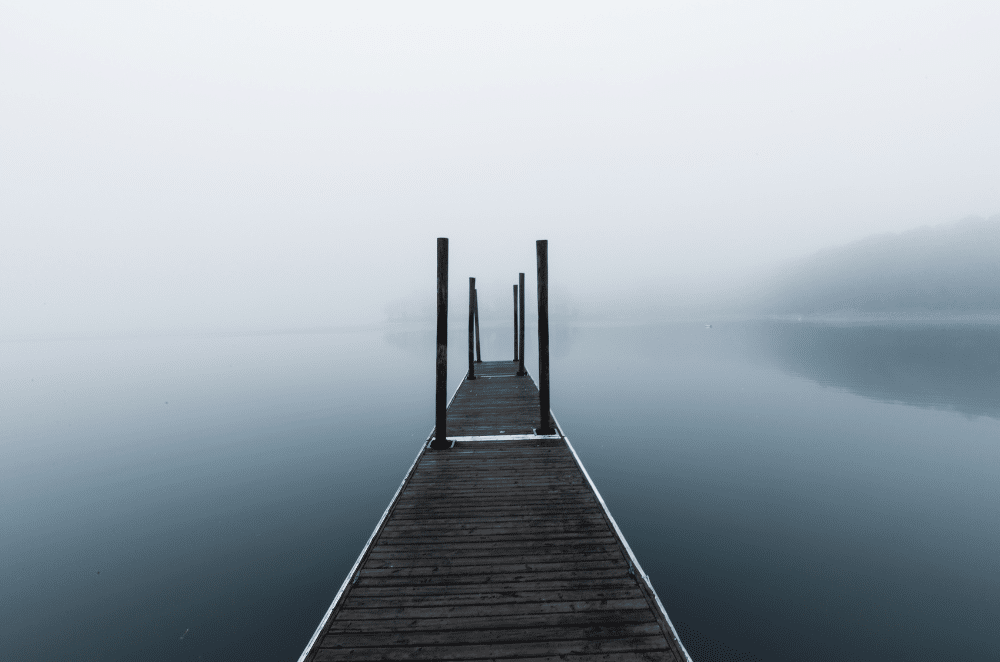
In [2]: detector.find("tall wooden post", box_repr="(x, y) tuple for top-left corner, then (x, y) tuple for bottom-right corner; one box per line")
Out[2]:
(474, 288), (482, 363)
(517, 272), (526, 376)
(536, 242), (552, 434)
(432, 238), (449, 449)
(468, 277), (476, 380)
(512, 284), (519, 361)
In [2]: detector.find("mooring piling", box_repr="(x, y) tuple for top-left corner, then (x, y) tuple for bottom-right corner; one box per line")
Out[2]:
(474, 288), (482, 363)
(536, 241), (551, 434)
(468, 277), (476, 380)
(432, 238), (449, 450)
(517, 271), (526, 376)
(512, 284), (519, 361)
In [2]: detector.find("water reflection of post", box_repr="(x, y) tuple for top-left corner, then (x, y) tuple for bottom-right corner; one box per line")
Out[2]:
(468, 277), (476, 380)
(432, 238), (449, 450)
(536, 241), (552, 434)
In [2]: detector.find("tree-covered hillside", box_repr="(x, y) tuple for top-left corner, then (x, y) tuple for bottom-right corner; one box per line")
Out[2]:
(760, 215), (1000, 314)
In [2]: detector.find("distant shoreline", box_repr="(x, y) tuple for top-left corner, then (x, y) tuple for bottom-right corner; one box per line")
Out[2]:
(760, 311), (1000, 325)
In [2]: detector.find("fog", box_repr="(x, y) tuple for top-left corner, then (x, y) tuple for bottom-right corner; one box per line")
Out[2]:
(3, 2), (999, 336)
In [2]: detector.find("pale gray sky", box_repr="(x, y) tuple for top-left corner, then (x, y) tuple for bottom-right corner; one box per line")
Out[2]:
(3, 1), (998, 334)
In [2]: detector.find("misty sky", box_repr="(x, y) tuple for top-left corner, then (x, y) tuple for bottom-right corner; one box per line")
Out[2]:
(3, 2), (999, 334)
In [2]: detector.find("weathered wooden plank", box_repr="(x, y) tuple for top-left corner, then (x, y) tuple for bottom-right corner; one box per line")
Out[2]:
(381, 517), (609, 531)
(345, 578), (640, 596)
(406, 473), (576, 480)
(345, 588), (647, 608)
(386, 512), (601, 524)
(404, 470), (584, 480)
(320, 623), (665, 648)
(359, 559), (627, 578)
(369, 537), (619, 552)
(328, 608), (658, 633)
(396, 486), (592, 496)
(380, 515), (608, 531)
(392, 497), (592, 507)
(371, 539), (619, 552)
(415, 464), (574, 470)
(381, 514), (606, 527)
(375, 531), (613, 545)
(331, 612), (657, 631)
(335, 597), (650, 619)
(360, 559), (628, 576)
(373, 532), (617, 546)
(319, 652), (675, 662)
(353, 569), (633, 588)
(405, 477), (584, 486)
(395, 491), (592, 502)
(389, 505), (600, 518)
(392, 497), (597, 508)
(406, 466), (581, 476)
(313, 636), (673, 661)
(421, 447), (568, 455)
(399, 484), (588, 493)
(365, 550), (624, 567)
(397, 489), (588, 496)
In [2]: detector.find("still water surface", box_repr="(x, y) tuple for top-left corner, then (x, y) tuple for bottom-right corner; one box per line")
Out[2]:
(2, 321), (998, 661)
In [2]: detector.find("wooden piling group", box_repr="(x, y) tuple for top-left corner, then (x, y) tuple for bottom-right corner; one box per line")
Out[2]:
(296, 238), (692, 662)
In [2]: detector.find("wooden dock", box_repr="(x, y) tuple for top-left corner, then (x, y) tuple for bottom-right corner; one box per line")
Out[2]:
(297, 360), (692, 661)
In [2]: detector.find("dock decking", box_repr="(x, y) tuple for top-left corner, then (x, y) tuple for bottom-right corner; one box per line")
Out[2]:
(298, 360), (691, 661)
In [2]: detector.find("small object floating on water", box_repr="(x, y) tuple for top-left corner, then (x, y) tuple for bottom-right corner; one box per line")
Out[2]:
(179, 628), (189, 641)
(705, 323), (712, 329)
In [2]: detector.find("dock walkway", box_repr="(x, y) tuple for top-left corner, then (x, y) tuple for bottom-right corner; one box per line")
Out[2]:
(298, 360), (690, 661)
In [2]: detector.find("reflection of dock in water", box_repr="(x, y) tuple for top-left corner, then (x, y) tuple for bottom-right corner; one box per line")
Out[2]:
(296, 239), (691, 661)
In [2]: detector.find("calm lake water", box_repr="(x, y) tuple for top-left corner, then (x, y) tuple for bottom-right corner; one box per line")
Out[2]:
(3, 321), (998, 661)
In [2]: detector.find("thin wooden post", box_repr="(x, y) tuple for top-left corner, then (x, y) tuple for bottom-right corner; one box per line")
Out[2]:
(432, 238), (449, 449)
(536, 242), (552, 434)
(517, 272), (526, 376)
(468, 277), (476, 380)
(474, 288), (482, 363)
(512, 284), (518, 361)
